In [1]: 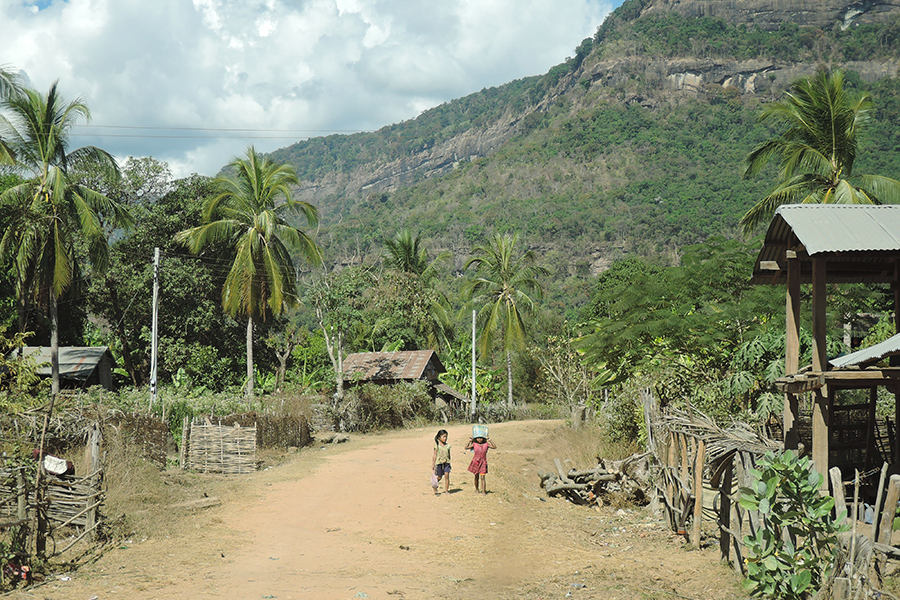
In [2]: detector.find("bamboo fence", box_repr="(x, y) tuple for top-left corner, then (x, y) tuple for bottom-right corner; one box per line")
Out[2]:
(188, 419), (257, 474)
(643, 390), (900, 598)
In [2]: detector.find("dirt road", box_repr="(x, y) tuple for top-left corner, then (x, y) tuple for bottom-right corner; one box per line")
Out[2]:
(9, 420), (748, 600)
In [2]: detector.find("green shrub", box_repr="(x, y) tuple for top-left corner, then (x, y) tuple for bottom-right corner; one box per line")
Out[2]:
(739, 450), (847, 599)
(333, 381), (437, 432)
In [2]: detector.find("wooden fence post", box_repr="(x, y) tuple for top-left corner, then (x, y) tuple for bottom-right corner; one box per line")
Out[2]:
(719, 459), (733, 563)
(86, 425), (101, 540)
(877, 475), (900, 545)
(829, 467), (846, 521)
(730, 453), (745, 575)
(692, 438), (705, 549)
(180, 416), (190, 469)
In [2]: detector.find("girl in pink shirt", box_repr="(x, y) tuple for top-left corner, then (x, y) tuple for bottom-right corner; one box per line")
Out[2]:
(465, 435), (496, 494)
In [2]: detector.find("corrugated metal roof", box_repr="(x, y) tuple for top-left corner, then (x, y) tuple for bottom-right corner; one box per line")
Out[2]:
(776, 204), (900, 255)
(342, 350), (444, 381)
(19, 346), (115, 380)
(829, 333), (900, 369)
(751, 204), (900, 285)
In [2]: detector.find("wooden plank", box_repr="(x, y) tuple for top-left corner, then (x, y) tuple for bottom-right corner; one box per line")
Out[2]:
(719, 460), (733, 563)
(829, 467), (846, 521)
(877, 475), (900, 545)
(784, 256), (801, 449)
(692, 439), (705, 550)
(872, 462), (889, 541)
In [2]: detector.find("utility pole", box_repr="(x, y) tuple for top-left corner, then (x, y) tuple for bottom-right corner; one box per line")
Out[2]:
(470, 309), (476, 421)
(149, 247), (160, 412)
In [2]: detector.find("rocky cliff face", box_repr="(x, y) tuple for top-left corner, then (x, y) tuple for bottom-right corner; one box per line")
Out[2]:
(295, 0), (900, 209)
(641, 0), (900, 31)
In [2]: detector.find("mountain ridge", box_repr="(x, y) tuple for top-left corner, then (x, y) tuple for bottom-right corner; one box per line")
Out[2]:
(266, 0), (900, 305)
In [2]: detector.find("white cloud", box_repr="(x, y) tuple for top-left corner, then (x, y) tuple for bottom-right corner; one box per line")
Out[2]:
(1, 0), (618, 177)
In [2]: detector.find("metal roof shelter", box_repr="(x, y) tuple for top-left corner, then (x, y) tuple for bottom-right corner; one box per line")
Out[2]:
(751, 204), (900, 480)
(19, 346), (117, 390)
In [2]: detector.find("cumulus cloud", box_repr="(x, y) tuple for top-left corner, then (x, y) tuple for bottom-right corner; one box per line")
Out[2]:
(1, 0), (617, 177)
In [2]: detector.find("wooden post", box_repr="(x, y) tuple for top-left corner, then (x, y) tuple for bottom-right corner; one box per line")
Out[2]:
(719, 459), (733, 563)
(829, 467), (846, 521)
(784, 253), (801, 450)
(833, 577), (850, 600)
(877, 475), (900, 545)
(666, 433), (677, 530)
(692, 439), (706, 550)
(86, 425), (101, 540)
(680, 434), (689, 490)
(872, 462), (889, 541)
(731, 454), (745, 575)
(180, 416), (190, 469)
(811, 255), (829, 487)
(16, 469), (26, 522)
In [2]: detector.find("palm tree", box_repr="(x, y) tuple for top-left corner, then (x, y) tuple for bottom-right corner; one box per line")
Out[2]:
(741, 68), (900, 233)
(0, 65), (23, 163)
(0, 82), (131, 395)
(465, 232), (548, 408)
(176, 146), (322, 399)
(383, 229), (452, 349)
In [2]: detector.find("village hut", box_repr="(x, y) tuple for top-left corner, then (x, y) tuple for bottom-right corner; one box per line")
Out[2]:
(750, 204), (900, 482)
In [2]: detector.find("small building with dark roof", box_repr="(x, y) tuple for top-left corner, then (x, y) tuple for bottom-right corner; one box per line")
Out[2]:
(19, 346), (117, 391)
(342, 350), (468, 410)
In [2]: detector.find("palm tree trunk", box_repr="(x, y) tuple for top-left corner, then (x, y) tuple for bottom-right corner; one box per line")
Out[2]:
(246, 316), (254, 399)
(50, 289), (60, 396)
(506, 350), (513, 409)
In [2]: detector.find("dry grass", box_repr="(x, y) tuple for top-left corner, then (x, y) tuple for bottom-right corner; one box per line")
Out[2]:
(534, 422), (641, 472)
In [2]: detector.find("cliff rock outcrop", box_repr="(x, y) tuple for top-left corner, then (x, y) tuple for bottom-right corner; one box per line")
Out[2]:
(641, 0), (900, 31)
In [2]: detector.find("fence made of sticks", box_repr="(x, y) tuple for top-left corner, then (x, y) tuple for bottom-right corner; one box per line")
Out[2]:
(643, 390), (900, 599)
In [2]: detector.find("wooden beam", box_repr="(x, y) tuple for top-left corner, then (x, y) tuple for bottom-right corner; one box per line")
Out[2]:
(811, 256), (829, 486)
(784, 255), (801, 450)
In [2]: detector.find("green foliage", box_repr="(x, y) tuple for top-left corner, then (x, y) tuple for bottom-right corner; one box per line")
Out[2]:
(86, 174), (247, 390)
(739, 451), (847, 599)
(0, 328), (48, 406)
(332, 381), (437, 432)
(741, 69), (900, 233)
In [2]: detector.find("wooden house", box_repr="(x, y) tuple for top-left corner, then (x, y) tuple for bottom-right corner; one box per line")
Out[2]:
(342, 350), (468, 410)
(750, 204), (900, 481)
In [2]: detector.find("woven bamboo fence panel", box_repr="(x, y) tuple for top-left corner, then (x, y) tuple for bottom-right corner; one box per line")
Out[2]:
(45, 471), (103, 528)
(189, 420), (257, 474)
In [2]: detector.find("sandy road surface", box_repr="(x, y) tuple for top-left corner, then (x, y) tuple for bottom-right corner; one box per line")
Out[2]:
(8, 420), (748, 600)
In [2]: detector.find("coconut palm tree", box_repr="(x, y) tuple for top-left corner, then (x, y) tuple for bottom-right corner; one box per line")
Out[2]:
(382, 229), (452, 349)
(0, 65), (24, 164)
(176, 146), (322, 399)
(741, 68), (900, 233)
(465, 232), (548, 408)
(0, 82), (131, 395)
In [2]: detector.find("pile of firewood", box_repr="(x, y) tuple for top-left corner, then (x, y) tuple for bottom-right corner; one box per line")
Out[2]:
(538, 452), (655, 507)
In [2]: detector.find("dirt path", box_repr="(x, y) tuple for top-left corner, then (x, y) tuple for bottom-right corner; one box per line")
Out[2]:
(8, 420), (749, 600)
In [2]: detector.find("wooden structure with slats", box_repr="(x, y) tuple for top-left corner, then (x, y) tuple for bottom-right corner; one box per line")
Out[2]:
(751, 205), (900, 481)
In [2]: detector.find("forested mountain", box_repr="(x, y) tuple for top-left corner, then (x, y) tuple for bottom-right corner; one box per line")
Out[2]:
(268, 0), (900, 316)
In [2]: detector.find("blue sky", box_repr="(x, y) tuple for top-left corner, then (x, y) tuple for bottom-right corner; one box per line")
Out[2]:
(2, 0), (623, 176)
